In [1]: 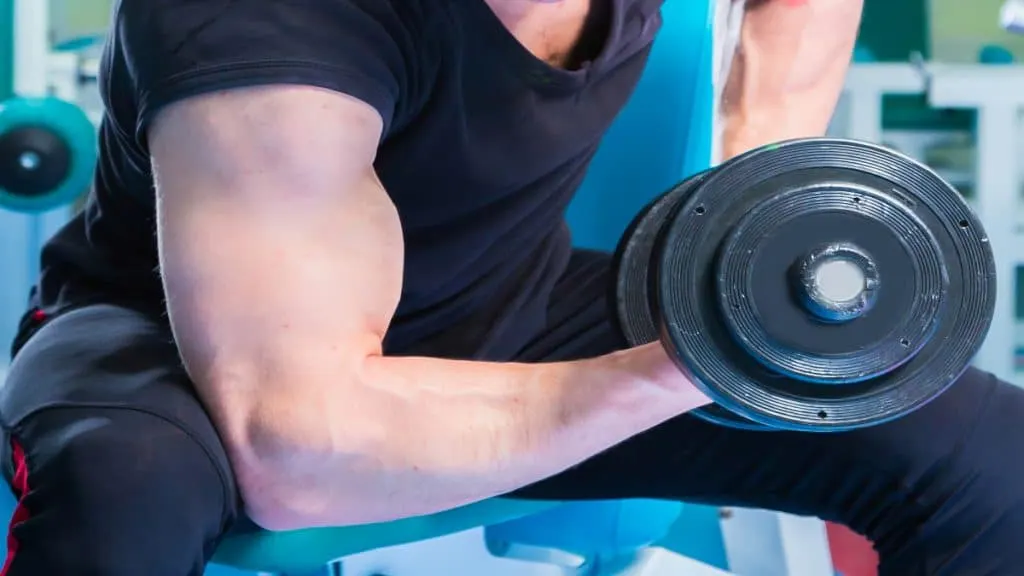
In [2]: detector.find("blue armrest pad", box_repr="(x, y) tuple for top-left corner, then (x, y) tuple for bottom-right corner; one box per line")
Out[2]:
(212, 498), (562, 574)
(485, 500), (684, 556)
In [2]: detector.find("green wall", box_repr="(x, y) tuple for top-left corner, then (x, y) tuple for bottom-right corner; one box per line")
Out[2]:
(932, 0), (1024, 61)
(0, 0), (112, 101)
(860, 0), (930, 61)
(857, 0), (1021, 61)
(51, 0), (112, 47)
(859, 0), (974, 131)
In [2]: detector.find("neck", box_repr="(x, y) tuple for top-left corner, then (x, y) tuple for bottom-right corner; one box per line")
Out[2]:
(486, 0), (566, 19)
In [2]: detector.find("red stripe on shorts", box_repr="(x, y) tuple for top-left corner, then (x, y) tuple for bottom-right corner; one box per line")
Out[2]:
(1, 441), (30, 575)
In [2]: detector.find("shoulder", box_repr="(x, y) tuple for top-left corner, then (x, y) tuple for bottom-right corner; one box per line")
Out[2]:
(113, 0), (450, 138)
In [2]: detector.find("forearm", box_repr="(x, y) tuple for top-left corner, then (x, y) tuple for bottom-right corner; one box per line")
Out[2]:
(242, 343), (702, 530)
(720, 0), (864, 158)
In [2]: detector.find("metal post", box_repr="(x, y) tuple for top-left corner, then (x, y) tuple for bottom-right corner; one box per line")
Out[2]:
(12, 0), (48, 97)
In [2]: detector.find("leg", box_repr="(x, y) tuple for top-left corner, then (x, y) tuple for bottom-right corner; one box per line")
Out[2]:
(511, 249), (1024, 575)
(0, 305), (238, 575)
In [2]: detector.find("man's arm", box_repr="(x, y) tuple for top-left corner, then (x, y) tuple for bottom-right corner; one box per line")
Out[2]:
(720, 0), (865, 158)
(152, 85), (708, 531)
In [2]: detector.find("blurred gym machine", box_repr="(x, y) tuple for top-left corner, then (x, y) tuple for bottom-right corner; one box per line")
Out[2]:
(0, 0), (98, 356)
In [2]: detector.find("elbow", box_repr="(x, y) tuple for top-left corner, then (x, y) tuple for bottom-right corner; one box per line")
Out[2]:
(235, 435), (409, 531)
(208, 359), (494, 530)
(227, 416), (335, 531)
(243, 491), (314, 532)
(223, 372), (394, 530)
(230, 418), (373, 532)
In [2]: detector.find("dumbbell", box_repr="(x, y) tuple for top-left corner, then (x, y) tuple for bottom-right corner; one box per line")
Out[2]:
(611, 138), (996, 432)
(0, 96), (96, 213)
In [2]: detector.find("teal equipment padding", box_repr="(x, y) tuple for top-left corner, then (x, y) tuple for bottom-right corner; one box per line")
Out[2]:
(0, 0), (11, 100)
(566, 0), (715, 251)
(0, 96), (96, 213)
(212, 499), (560, 573)
(486, 499), (687, 558)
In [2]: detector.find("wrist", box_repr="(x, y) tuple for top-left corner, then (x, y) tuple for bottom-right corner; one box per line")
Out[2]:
(612, 343), (712, 411)
(720, 98), (835, 160)
(720, 110), (785, 160)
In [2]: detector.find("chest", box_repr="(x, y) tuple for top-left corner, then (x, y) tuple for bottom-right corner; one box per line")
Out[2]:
(485, 0), (609, 68)
(375, 0), (662, 228)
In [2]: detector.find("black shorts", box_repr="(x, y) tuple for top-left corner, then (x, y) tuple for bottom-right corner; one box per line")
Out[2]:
(2, 249), (1023, 576)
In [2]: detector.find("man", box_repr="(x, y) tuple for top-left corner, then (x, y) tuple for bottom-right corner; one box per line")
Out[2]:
(1, 0), (1020, 574)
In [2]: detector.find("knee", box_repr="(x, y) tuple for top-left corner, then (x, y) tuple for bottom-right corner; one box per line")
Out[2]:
(920, 370), (1024, 516)
(955, 374), (1024, 512)
(882, 372), (1024, 571)
(9, 407), (235, 545)
(946, 370), (1024, 489)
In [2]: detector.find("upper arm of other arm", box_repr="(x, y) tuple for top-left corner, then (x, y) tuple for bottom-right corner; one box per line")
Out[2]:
(734, 0), (864, 96)
(117, 0), (424, 138)
(720, 0), (863, 155)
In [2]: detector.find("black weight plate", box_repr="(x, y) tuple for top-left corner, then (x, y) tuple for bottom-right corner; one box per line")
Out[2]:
(653, 138), (996, 432)
(717, 185), (944, 384)
(610, 170), (768, 431)
(612, 172), (707, 345)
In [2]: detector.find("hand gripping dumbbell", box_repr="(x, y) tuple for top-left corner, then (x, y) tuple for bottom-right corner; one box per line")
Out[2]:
(611, 138), (996, 432)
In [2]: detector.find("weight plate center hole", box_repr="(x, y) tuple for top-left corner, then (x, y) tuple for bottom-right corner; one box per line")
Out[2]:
(793, 243), (880, 324)
(18, 151), (41, 171)
(815, 259), (865, 303)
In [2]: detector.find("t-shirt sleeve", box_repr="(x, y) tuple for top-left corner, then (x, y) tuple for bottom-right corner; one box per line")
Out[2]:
(117, 0), (422, 138)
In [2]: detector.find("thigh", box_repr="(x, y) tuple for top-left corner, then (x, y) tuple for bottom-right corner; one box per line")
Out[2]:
(0, 304), (238, 574)
(2, 304), (232, 472)
(520, 367), (1024, 572)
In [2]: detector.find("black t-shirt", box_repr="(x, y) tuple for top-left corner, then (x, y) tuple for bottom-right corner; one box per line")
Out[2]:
(20, 0), (662, 359)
